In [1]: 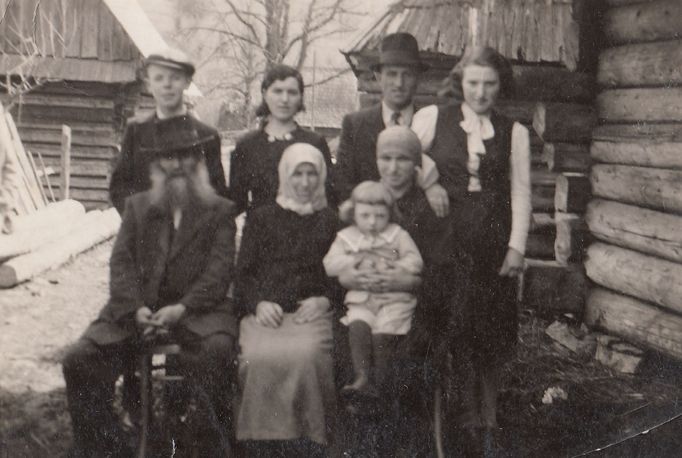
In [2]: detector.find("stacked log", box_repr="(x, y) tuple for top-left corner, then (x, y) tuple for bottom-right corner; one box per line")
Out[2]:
(584, 0), (682, 361)
(0, 200), (121, 288)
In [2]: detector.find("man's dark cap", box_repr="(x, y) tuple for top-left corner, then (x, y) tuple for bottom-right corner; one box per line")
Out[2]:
(371, 32), (429, 72)
(144, 47), (195, 77)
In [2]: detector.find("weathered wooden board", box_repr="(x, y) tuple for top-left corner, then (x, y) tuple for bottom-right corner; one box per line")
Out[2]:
(555, 173), (590, 213)
(591, 141), (682, 169)
(585, 242), (682, 314)
(522, 259), (587, 315)
(527, 232), (556, 260)
(555, 212), (589, 265)
(603, 0), (682, 45)
(586, 199), (682, 263)
(585, 287), (682, 361)
(593, 123), (682, 142)
(598, 39), (682, 88)
(39, 156), (111, 177)
(591, 164), (682, 214)
(533, 103), (596, 143)
(542, 143), (591, 172)
(598, 88), (682, 122)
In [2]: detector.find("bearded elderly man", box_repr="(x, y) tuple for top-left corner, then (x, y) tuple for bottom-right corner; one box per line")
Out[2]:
(62, 117), (237, 458)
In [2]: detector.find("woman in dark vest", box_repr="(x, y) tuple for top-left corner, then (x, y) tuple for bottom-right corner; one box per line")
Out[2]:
(228, 64), (336, 215)
(412, 46), (532, 448)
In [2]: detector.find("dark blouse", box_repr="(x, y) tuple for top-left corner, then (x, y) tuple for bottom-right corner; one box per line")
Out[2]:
(228, 126), (337, 214)
(234, 204), (339, 316)
(395, 185), (455, 267)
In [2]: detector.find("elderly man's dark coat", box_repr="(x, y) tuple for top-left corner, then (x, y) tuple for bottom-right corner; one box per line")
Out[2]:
(109, 113), (228, 214)
(83, 191), (238, 345)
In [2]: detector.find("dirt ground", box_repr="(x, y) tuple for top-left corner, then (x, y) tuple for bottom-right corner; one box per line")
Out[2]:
(1, 240), (682, 457)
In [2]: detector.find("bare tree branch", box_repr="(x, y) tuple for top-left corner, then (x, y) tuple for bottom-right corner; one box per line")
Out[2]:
(223, 0), (261, 42)
(304, 67), (351, 88)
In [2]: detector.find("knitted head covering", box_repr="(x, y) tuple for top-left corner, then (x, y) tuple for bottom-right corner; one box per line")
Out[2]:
(276, 143), (328, 215)
(376, 125), (422, 166)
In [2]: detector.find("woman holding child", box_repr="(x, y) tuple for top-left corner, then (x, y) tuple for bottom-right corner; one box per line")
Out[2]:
(412, 46), (532, 450)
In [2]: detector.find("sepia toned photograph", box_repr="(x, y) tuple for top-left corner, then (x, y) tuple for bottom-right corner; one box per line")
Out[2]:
(1, 0), (681, 456)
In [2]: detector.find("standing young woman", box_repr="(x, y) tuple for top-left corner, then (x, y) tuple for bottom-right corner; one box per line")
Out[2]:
(228, 65), (336, 214)
(412, 46), (532, 451)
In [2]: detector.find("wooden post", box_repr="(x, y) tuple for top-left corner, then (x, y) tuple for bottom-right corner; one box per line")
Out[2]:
(61, 125), (72, 200)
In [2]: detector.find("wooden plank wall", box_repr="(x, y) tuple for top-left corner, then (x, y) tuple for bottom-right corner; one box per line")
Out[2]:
(0, 81), (140, 210)
(584, 0), (682, 361)
(0, 0), (136, 61)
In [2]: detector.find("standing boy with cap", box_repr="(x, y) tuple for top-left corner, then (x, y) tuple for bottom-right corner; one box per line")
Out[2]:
(335, 32), (449, 216)
(109, 47), (228, 214)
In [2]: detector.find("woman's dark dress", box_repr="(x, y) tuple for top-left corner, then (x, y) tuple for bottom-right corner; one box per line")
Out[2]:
(427, 103), (518, 364)
(228, 126), (336, 214)
(233, 204), (339, 445)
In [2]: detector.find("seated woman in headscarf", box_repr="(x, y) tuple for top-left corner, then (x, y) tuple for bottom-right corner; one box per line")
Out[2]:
(336, 126), (453, 457)
(234, 142), (339, 457)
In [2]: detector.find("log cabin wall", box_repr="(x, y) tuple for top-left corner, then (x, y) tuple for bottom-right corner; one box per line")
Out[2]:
(584, 0), (682, 360)
(0, 0), (147, 210)
(345, 0), (599, 314)
(1, 81), (142, 210)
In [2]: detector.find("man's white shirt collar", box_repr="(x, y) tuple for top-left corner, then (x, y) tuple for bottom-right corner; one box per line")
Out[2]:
(382, 102), (414, 127)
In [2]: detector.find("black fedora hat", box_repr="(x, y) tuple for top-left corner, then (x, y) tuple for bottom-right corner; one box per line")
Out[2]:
(145, 115), (213, 160)
(371, 32), (428, 72)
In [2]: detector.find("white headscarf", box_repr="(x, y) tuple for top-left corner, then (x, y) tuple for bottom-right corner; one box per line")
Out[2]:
(276, 143), (328, 215)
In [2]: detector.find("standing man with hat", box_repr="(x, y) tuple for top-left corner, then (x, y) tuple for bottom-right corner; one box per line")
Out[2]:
(109, 47), (228, 214)
(335, 32), (449, 216)
(62, 116), (238, 457)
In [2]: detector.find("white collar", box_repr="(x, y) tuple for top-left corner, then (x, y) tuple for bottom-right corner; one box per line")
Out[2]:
(338, 223), (402, 252)
(156, 106), (188, 120)
(382, 102), (414, 127)
(460, 102), (495, 155)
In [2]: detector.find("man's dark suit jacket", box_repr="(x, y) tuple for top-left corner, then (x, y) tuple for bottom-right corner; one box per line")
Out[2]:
(83, 191), (238, 346)
(335, 105), (385, 201)
(109, 113), (228, 214)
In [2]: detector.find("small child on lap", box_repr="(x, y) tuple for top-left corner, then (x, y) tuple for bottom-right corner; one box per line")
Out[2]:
(324, 181), (423, 398)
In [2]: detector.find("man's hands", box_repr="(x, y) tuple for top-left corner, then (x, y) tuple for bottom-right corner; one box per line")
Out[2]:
(136, 304), (187, 335)
(425, 183), (449, 218)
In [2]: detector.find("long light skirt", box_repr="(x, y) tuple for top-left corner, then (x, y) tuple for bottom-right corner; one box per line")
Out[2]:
(236, 313), (335, 445)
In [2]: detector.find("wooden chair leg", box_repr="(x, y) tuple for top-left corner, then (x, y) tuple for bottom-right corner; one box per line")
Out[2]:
(138, 354), (152, 458)
(434, 386), (445, 458)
